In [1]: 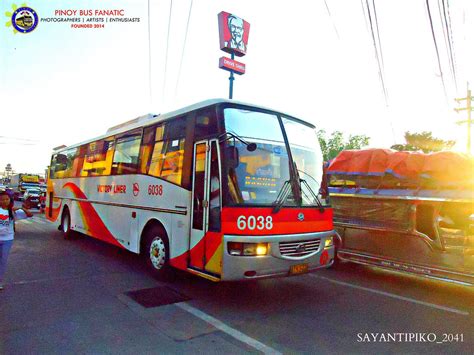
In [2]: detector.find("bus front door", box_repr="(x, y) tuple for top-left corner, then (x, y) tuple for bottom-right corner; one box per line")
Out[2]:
(189, 140), (222, 277)
(190, 141), (210, 271)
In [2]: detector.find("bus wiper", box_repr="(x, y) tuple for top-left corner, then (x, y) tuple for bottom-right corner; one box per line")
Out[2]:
(289, 161), (302, 207)
(300, 179), (325, 213)
(272, 180), (291, 213)
(296, 168), (325, 213)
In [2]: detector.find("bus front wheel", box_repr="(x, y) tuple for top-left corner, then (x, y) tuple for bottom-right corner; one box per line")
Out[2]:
(143, 226), (172, 279)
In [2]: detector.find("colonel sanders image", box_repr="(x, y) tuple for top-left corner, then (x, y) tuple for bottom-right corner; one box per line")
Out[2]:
(225, 14), (247, 52)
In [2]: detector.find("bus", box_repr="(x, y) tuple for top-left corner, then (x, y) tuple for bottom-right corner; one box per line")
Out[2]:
(47, 99), (336, 281)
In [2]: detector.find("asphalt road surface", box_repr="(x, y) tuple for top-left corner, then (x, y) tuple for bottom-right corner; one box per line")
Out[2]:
(1, 210), (472, 354)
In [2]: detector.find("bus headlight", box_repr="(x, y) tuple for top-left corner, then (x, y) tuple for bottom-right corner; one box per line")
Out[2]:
(255, 244), (268, 256)
(325, 237), (333, 248)
(228, 242), (269, 256)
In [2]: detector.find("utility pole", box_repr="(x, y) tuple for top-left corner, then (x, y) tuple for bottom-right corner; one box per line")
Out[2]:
(454, 85), (473, 154)
(228, 52), (235, 99)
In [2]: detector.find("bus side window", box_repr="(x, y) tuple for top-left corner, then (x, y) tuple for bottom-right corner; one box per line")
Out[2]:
(71, 145), (86, 177)
(139, 126), (156, 174)
(148, 118), (187, 185)
(112, 133), (141, 175)
(52, 148), (77, 178)
(149, 139), (186, 185)
(81, 138), (115, 176)
(80, 137), (114, 176)
(194, 109), (217, 140)
(51, 154), (67, 179)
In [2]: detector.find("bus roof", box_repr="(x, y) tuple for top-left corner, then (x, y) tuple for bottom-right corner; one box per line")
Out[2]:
(53, 98), (315, 153)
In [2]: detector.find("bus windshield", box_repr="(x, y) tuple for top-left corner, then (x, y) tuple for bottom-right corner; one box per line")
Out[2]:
(223, 107), (324, 207)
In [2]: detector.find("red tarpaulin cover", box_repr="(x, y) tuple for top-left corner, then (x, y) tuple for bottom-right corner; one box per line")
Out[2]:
(327, 149), (474, 187)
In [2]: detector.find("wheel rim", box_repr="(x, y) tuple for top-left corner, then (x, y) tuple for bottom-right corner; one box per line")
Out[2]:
(62, 214), (70, 234)
(149, 237), (166, 270)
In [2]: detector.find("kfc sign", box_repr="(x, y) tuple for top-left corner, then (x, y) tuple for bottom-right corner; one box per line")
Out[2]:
(218, 11), (250, 57)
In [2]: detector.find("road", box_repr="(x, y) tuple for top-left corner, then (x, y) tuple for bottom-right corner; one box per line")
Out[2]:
(1, 210), (472, 354)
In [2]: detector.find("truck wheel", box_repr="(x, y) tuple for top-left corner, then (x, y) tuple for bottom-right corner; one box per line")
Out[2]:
(61, 208), (74, 239)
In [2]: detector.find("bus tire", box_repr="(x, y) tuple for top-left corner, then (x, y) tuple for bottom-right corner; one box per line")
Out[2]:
(143, 226), (173, 280)
(61, 207), (74, 240)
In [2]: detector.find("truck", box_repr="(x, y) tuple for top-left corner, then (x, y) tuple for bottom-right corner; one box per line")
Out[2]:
(9, 173), (41, 200)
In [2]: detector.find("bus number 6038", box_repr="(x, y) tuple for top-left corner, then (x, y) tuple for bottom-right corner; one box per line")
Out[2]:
(237, 215), (273, 231)
(148, 184), (163, 196)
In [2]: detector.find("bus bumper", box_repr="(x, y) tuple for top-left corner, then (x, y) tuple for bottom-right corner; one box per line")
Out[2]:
(220, 230), (336, 281)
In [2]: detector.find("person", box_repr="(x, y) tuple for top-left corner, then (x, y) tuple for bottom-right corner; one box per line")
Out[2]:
(0, 190), (33, 290)
(225, 14), (247, 53)
(40, 191), (46, 213)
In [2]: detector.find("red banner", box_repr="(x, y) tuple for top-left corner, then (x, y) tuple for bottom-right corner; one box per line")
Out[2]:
(219, 56), (246, 75)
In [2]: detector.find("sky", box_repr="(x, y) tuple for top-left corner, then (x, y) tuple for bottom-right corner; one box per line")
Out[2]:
(1, 0), (473, 176)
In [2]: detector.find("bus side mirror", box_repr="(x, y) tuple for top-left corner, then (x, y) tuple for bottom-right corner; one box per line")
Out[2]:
(226, 146), (240, 169)
(247, 143), (257, 152)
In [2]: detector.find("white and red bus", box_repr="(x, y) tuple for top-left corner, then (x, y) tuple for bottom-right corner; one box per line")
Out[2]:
(46, 99), (336, 281)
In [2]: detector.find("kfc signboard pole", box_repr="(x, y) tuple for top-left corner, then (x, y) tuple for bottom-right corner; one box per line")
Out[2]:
(218, 11), (250, 99)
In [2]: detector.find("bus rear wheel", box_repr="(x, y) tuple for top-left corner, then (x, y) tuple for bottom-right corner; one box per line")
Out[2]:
(143, 226), (172, 279)
(61, 208), (74, 239)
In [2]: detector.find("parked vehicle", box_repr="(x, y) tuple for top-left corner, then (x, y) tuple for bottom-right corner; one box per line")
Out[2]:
(328, 149), (474, 286)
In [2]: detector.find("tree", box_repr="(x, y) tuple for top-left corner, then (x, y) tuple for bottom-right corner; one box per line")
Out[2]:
(317, 130), (370, 161)
(391, 131), (455, 153)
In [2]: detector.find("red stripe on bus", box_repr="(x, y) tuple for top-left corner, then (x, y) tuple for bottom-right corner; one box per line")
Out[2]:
(170, 251), (188, 270)
(188, 231), (223, 270)
(204, 231), (223, 263)
(63, 182), (125, 249)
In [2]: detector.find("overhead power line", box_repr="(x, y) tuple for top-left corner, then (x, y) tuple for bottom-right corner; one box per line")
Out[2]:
(0, 136), (38, 146)
(323, 0), (340, 40)
(360, 0), (369, 32)
(365, 0), (388, 105)
(174, 0), (194, 98)
(0, 136), (37, 142)
(437, 0), (453, 81)
(444, 0), (458, 90)
(371, 0), (385, 71)
(425, 0), (448, 101)
(162, 0), (173, 102)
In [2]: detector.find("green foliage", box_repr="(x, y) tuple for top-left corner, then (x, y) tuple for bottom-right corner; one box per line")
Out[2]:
(390, 131), (455, 153)
(317, 130), (370, 161)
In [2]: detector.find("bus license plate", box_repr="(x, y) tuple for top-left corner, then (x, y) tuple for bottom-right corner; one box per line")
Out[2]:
(290, 263), (309, 275)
